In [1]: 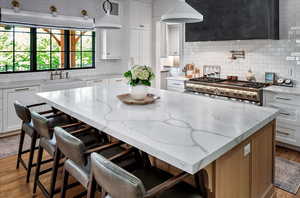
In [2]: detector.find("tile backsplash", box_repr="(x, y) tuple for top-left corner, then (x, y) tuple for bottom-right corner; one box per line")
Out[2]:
(183, 0), (300, 86)
(184, 39), (296, 83)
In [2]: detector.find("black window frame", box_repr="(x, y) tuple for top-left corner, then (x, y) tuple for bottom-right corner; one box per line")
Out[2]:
(0, 25), (95, 74)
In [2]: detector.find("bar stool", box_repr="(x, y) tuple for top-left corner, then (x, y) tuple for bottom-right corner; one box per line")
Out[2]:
(88, 152), (204, 198)
(55, 127), (138, 198)
(31, 112), (118, 198)
(14, 101), (72, 183)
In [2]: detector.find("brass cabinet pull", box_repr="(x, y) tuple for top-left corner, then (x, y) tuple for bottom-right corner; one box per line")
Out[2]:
(276, 97), (291, 101)
(15, 88), (30, 92)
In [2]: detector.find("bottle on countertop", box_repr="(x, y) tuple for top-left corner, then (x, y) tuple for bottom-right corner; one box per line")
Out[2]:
(246, 69), (256, 82)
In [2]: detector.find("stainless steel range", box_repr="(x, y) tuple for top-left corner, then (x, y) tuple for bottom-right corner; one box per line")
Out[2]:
(185, 77), (270, 105)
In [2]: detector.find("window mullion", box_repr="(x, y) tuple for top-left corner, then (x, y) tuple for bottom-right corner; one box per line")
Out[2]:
(64, 30), (70, 69)
(31, 28), (37, 72)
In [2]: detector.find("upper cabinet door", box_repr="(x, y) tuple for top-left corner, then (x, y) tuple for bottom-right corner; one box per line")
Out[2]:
(129, 29), (141, 65)
(99, 29), (122, 60)
(129, 0), (152, 30)
(141, 30), (152, 66)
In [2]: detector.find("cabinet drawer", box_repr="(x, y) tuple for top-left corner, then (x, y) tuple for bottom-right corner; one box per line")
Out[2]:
(264, 92), (300, 107)
(109, 78), (127, 88)
(3, 86), (40, 132)
(265, 103), (300, 127)
(167, 80), (185, 90)
(276, 123), (300, 146)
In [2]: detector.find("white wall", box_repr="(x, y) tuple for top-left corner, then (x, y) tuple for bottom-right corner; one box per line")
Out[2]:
(0, 0), (129, 81)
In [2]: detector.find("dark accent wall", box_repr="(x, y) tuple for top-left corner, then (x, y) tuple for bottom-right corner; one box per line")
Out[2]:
(185, 0), (279, 42)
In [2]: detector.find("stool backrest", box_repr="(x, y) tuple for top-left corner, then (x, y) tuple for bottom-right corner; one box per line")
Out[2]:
(14, 101), (31, 123)
(91, 153), (146, 198)
(31, 112), (52, 139)
(55, 127), (87, 167)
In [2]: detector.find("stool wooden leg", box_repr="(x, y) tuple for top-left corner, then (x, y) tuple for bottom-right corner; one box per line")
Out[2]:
(16, 130), (25, 169)
(26, 132), (37, 183)
(49, 149), (61, 198)
(87, 175), (97, 198)
(33, 146), (44, 194)
(61, 168), (69, 198)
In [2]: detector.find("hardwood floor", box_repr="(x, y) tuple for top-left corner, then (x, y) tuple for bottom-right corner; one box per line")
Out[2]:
(0, 146), (299, 198)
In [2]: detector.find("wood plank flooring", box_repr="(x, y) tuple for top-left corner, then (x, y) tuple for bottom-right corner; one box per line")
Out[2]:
(0, 146), (299, 197)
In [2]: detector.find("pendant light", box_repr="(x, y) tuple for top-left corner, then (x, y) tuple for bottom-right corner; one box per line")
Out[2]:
(95, 0), (121, 29)
(161, 0), (203, 24)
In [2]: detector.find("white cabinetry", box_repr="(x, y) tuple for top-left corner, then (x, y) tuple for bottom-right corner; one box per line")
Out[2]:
(99, 29), (121, 60)
(264, 91), (300, 148)
(129, 0), (152, 30)
(167, 78), (186, 92)
(129, 0), (152, 67)
(86, 79), (107, 87)
(2, 86), (40, 133)
(109, 78), (127, 88)
(168, 25), (180, 56)
(129, 29), (152, 66)
(0, 89), (3, 133)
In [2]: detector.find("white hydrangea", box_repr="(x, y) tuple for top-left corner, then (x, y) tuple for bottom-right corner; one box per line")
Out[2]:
(131, 65), (152, 80)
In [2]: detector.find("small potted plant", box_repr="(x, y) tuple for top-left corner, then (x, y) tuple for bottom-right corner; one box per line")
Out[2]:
(124, 65), (155, 100)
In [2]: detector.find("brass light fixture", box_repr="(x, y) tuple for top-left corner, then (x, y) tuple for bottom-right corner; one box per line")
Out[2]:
(50, 5), (58, 17)
(11, 0), (20, 12)
(81, 9), (89, 20)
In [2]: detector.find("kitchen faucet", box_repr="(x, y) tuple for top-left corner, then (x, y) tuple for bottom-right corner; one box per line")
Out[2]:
(50, 70), (63, 80)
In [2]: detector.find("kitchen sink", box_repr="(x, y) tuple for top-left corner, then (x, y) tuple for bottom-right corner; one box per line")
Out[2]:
(41, 78), (87, 91)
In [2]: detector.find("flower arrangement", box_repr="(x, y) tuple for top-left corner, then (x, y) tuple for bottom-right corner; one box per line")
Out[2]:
(124, 65), (155, 87)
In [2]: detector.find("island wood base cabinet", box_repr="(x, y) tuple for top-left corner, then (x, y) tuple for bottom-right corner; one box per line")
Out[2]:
(151, 120), (276, 198)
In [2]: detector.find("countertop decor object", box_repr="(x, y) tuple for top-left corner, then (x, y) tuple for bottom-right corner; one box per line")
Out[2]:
(117, 93), (160, 105)
(246, 69), (256, 82)
(124, 65), (155, 100)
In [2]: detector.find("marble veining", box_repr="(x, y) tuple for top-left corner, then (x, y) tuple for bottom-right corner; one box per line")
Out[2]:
(37, 84), (278, 174)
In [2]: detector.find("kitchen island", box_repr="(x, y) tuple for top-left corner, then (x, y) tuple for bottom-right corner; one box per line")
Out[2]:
(37, 84), (278, 198)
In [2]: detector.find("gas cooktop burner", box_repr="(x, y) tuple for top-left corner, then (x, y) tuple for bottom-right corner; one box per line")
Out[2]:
(190, 77), (225, 83)
(189, 77), (267, 89)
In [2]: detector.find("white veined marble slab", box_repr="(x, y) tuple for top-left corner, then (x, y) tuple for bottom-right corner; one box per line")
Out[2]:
(37, 85), (279, 174)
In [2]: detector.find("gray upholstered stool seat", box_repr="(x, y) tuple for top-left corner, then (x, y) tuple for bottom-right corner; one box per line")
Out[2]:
(31, 112), (108, 198)
(88, 153), (203, 198)
(54, 127), (137, 198)
(14, 101), (72, 183)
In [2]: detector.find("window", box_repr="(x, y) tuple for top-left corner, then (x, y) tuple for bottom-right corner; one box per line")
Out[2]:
(69, 30), (94, 68)
(0, 25), (31, 72)
(0, 24), (95, 73)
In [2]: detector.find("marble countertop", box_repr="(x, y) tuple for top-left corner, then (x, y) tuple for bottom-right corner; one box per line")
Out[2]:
(0, 74), (123, 89)
(264, 86), (300, 96)
(37, 85), (278, 174)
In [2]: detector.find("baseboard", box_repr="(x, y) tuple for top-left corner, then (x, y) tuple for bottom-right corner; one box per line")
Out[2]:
(0, 130), (20, 139)
(276, 141), (300, 152)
